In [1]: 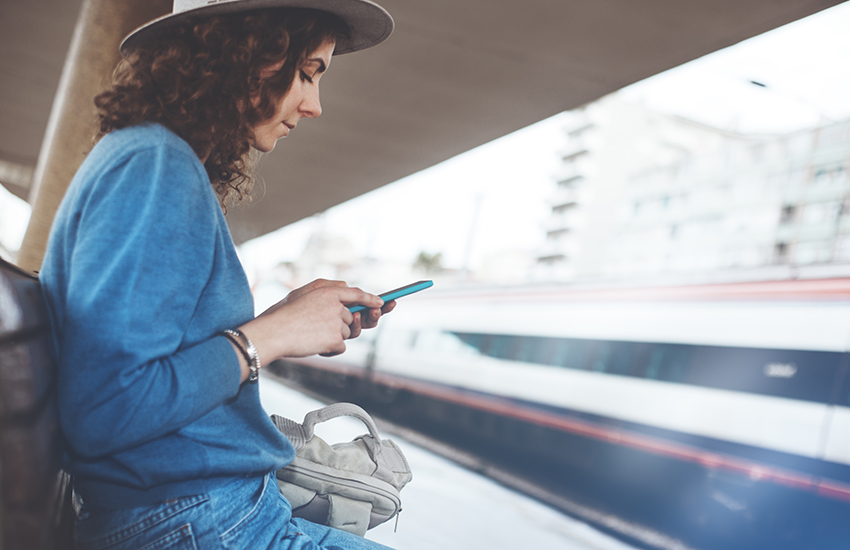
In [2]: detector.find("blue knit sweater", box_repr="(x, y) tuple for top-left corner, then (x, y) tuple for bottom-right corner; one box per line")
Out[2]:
(40, 124), (294, 509)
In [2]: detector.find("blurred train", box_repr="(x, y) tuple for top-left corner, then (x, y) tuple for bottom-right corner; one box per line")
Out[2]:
(272, 277), (850, 544)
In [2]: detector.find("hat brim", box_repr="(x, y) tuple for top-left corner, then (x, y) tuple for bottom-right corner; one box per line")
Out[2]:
(120, 0), (393, 56)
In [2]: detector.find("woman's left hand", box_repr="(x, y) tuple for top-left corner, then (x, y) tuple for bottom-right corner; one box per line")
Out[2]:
(348, 299), (397, 339)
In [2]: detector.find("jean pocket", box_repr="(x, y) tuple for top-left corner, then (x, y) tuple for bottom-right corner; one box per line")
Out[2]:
(75, 495), (208, 550)
(219, 474), (277, 548)
(139, 524), (198, 550)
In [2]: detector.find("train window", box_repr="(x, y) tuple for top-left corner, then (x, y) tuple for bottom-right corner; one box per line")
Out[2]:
(590, 341), (638, 375)
(452, 332), (487, 355)
(443, 331), (845, 404)
(688, 347), (841, 403)
(642, 344), (694, 383)
(549, 339), (569, 367)
(488, 335), (520, 360)
(435, 331), (483, 355)
(611, 342), (639, 375)
(452, 332), (517, 359)
(513, 336), (538, 363)
(550, 339), (592, 370)
(513, 336), (528, 363)
(534, 337), (561, 364)
(840, 365), (850, 407)
(513, 336), (556, 364)
(589, 342), (608, 373)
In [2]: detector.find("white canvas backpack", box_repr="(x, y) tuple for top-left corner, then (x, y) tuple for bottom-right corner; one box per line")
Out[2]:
(271, 403), (413, 536)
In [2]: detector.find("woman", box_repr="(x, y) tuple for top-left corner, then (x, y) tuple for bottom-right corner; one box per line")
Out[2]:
(39, 1), (397, 548)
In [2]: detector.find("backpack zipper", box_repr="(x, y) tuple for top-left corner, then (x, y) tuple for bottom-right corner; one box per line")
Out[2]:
(281, 464), (402, 513)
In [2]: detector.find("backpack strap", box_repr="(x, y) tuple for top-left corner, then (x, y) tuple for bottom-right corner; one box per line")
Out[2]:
(328, 494), (373, 536)
(271, 403), (396, 483)
(300, 403), (382, 442)
(271, 415), (310, 451)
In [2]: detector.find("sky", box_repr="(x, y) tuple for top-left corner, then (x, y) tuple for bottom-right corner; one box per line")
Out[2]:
(3, 2), (850, 270)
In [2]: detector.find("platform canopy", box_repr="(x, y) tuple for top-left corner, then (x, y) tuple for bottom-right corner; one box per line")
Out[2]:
(1, 0), (846, 243)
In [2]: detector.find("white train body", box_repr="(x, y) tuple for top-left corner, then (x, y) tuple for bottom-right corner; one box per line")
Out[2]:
(288, 278), (850, 504)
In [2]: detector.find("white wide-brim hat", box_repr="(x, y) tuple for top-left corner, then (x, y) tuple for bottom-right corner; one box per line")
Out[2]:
(121, 0), (394, 56)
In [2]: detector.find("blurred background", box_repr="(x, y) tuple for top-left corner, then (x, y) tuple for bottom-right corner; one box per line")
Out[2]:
(3, 1), (850, 549)
(233, 3), (850, 303)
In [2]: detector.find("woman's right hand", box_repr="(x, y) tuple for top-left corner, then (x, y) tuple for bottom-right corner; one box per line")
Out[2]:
(234, 280), (383, 382)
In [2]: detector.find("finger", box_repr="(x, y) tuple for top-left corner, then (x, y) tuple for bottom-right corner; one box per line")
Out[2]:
(338, 287), (384, 310)
(290, 279), (346, 300)
(341, 307), (354, 327)
(360, 308), (381, 329)
(320, 341), (346, 357)
(381, 300), (397, 314)
(311, 279), (347, 289)
(349, 313), (363, 339)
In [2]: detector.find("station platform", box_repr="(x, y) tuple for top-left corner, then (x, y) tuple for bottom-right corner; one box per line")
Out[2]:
(259, 376), (639, 550)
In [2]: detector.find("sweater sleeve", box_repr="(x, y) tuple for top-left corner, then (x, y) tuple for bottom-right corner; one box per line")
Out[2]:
(57, 139), (244, 459)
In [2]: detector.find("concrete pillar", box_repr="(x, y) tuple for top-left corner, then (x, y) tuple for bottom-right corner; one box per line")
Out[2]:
(17, 0), (171, 272)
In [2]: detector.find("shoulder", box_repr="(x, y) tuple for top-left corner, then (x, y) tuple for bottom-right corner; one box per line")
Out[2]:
(79, 124), (209, 198)
(95, 124), (200, 170)
(56, 124), (222, 241)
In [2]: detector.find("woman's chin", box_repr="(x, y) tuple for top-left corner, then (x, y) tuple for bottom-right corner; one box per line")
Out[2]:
(252, 141), (276, 154)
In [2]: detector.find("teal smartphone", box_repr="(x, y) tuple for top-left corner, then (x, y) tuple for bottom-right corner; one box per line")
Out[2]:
(348, 280), (434, 313)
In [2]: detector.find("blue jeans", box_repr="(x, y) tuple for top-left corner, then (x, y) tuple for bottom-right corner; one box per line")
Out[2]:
(73, 473), (395, 550)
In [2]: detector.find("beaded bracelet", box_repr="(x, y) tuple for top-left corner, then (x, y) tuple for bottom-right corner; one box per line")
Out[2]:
(222, 328), (262, 382)
(222, 329), (250, 363)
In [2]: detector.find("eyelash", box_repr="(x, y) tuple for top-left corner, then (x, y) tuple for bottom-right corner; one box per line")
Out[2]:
(300, 70), (314, 83)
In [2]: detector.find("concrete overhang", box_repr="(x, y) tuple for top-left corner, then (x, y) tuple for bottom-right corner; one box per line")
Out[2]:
(1, 0), (846, 243)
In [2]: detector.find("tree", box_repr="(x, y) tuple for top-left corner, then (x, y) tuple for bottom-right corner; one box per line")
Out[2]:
(413, 251), (443, 274)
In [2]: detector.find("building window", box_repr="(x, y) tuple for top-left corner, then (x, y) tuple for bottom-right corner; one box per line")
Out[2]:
(779, 205), (796, 224)
(774, 242), (789, 262)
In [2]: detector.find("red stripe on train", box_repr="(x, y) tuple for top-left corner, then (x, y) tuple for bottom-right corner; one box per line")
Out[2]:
(359, 368), (850, 503)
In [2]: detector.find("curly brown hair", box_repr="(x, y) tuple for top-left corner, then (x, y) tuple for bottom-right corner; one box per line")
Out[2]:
(94, 9), (349, 207)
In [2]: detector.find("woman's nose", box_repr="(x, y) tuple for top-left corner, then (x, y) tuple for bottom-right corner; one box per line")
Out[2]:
(300, 87), (322, 118)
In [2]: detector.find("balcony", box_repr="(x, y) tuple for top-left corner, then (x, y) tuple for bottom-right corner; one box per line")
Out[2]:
(550, 187), (580, 209)
(554, 164), (583, 184)
(544, 212), (580, 233)
(561, 147), (590, 164)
